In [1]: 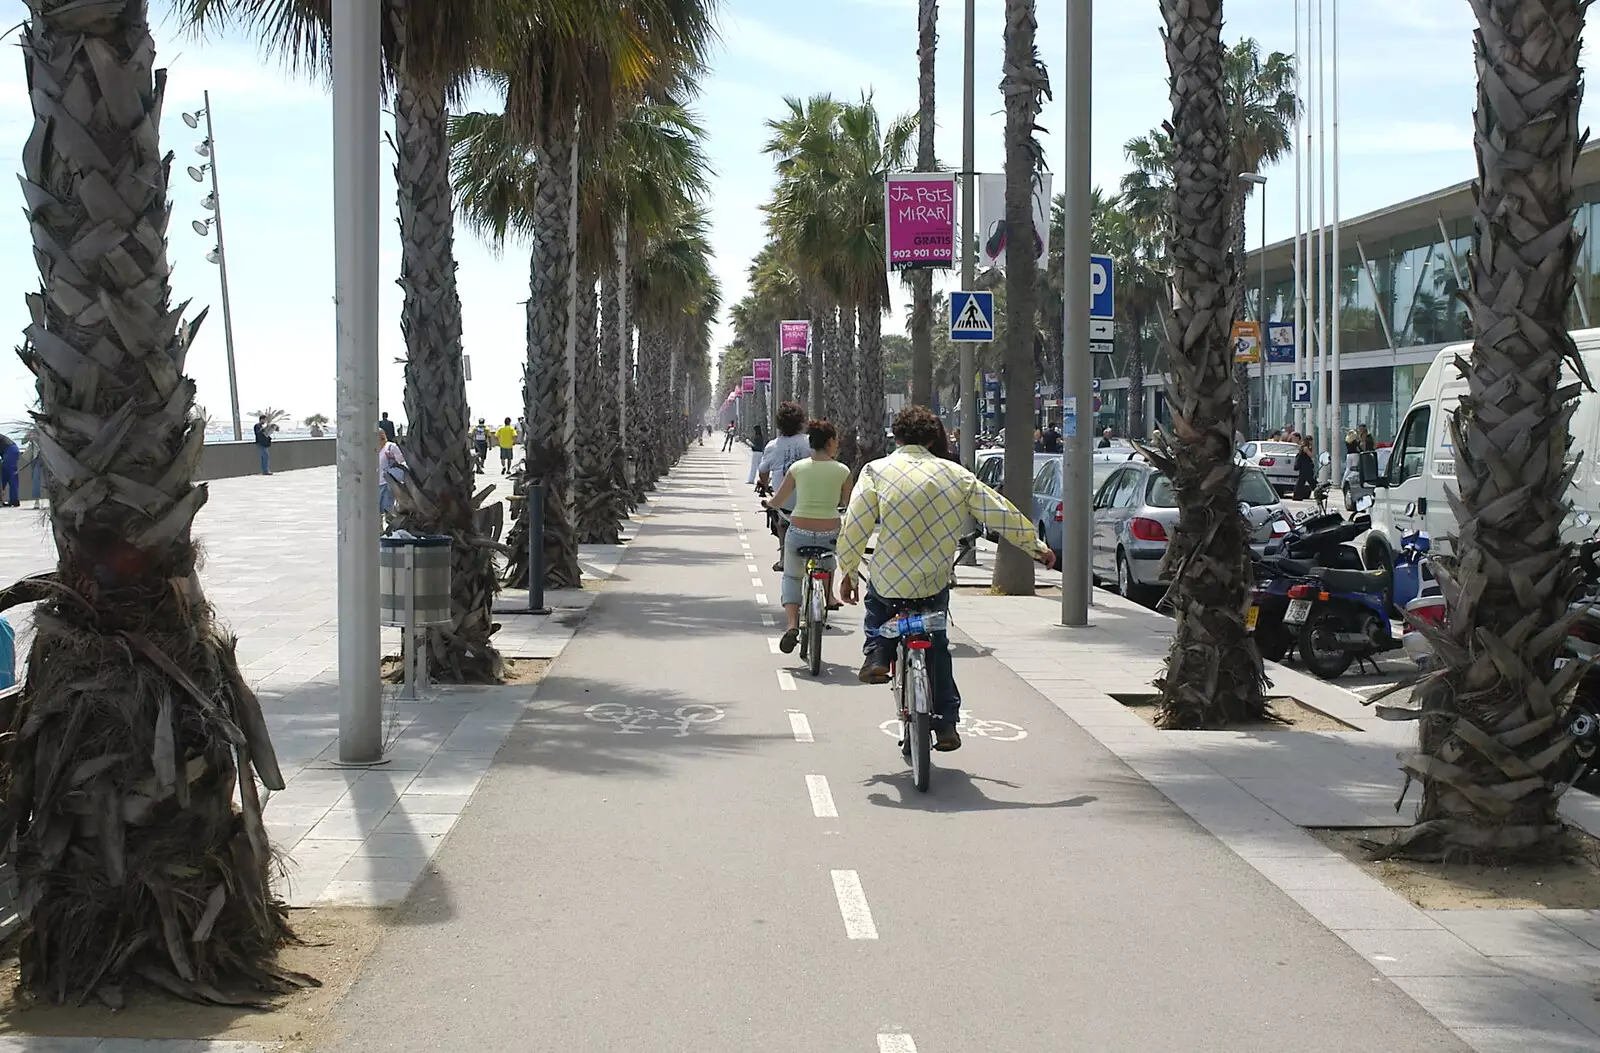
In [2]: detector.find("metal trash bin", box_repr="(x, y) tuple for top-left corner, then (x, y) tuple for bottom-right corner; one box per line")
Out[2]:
(379, 534), (451, 698)
(379, 534), (452, 628)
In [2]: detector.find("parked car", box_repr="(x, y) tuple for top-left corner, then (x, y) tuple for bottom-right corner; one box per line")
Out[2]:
(1029, 457), (1129, 563)
(1237, 440), (1300, 495)
(1090, 463), (1285, 604)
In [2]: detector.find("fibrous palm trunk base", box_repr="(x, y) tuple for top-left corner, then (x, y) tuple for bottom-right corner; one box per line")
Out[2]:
(1, 577), (302, 1006)
(572, 279), (619, 545)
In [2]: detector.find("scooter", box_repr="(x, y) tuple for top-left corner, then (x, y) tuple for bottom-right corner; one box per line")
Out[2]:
(1249, 504), (1376, 663)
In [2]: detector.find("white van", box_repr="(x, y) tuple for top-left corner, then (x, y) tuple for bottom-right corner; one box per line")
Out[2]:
(1361, 328), (1600, 558)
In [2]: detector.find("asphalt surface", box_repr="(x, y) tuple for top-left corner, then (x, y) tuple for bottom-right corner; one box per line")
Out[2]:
(311, 447), (1468, 1053)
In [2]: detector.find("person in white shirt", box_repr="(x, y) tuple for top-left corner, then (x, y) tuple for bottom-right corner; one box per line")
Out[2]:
(378, 428), (408, 515)
(756, 403), (814, 571)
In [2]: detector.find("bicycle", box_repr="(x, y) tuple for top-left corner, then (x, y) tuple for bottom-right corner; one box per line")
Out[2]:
(875, 604), (946, 793)
(795, 543), (834, 676)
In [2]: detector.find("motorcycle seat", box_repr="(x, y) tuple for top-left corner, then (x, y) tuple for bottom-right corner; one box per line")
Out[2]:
(1314, 565), (1391, 594)
(1264, 557), (1315, 577)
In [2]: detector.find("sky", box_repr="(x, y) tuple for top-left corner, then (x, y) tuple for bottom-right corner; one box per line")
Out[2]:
(0, 0), (1566, 431)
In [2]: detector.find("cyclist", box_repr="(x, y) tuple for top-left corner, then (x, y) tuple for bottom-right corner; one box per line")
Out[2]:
(755, 402), (811, 571)
(763, 419), (852, 653)
(836, 405), (1057, 752)
(471, 418), (490, 471)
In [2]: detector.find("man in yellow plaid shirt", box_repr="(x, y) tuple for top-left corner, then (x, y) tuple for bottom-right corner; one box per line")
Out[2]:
(836, 406), (1056, 751)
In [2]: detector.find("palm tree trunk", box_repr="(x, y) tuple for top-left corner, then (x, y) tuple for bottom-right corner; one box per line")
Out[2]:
(858, 300), (888, 465)
(791, 349), (810, 409)
(596, 269), (631, 532)
(836, 304), (860, 466)
(994, 0), (1047, 596)
(4, 0), (293, 1002)
(572, 275), (617, 544)
(521, 115), (582, 590)
(813, 293), (837, 419)
(910, 0), (939, 406)
(1390, 0), (1586, 861)
(1153, 0), (1267, 728)
(391, 59), (502, 683)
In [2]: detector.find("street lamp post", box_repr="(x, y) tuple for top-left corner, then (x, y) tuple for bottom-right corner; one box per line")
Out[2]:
(1060, 0), (1093, 627)
(182, 92), (242, 442)
(1241, 173), (1268, 433)
(332, 0), (383, 763)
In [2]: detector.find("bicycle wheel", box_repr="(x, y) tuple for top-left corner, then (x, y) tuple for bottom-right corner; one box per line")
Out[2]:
(798, 578), (811, 662)
(909, 654), (932, 792)
(806, 571), (824, 675)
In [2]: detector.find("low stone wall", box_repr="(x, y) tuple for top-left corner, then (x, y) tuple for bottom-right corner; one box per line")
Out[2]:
(12, 437), (335, 496)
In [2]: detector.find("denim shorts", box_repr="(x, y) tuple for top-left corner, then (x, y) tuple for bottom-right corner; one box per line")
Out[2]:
(781, 526), (838, 607)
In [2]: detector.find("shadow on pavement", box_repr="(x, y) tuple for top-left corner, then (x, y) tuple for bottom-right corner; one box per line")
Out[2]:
(491, 674), (778, 779)
(861, 769), (1100, 813)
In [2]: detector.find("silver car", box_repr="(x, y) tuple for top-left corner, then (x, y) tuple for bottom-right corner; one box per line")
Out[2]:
(1091, 463), (1285, 603)
(1237, 440), (1301, 495)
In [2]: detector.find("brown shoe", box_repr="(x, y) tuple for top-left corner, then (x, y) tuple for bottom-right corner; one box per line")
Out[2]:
(933, 724), (962, 752)
(858, 658), (891, 685)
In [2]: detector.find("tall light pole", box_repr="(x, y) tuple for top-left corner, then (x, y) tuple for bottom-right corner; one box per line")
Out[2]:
(333, 0), (382, 763)
(1060, 0), (1093, 627)
(182, 93), (242, 442)
(959, 0), (977, 474)
(1330, 0), (1343, 454)
(1293, 0), (1306, 439)
(1241, 173), (1268, 430)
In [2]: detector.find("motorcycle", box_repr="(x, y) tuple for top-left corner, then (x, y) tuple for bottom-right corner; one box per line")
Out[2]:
(1248, 501), (1376, 663)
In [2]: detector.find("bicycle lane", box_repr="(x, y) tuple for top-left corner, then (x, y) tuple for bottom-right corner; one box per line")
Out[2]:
(774, 590), (1470, 1051)
(309, 447), (910, 1052)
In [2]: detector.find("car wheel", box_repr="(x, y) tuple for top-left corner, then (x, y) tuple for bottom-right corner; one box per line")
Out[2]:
(1117, 550), (1156, 606)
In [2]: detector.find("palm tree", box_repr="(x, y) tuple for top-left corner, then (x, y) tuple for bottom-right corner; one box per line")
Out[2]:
(1149, 0), (1268, 729)
(189, 0), (506, 682)
(451, 97), (711, 545)
(1085, 191), (1167, 440)
(765, 94), (915, 467)
(909, 0), (939, 406)
(492, 0), (717, 587)
(1382, 0), (1587, 861)
(1, 0), (293, 1002)
(765, 95), (852, 436)
(833, 96), (917, 467)
(993, 0), (1051, 595)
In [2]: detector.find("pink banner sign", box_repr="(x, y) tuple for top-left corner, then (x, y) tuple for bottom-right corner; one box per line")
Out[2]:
(885, 172), (956, 272)
(752, 358), (772, 383)
(742, 375), (755, 393)
(779, 320), (811, 355)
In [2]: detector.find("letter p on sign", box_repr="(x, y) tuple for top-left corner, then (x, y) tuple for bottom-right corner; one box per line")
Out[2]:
(1089, 253), (1115, 320)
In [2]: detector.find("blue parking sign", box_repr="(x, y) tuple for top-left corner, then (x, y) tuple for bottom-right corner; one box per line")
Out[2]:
(1089, 254), (1115, 320)
(1291, 379), (1313, 406)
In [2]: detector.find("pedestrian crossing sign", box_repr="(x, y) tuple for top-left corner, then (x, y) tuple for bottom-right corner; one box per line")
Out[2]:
(950, 291), (995, 342)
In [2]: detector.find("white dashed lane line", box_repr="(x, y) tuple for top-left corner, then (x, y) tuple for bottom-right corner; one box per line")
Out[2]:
(777, 670), (797, 691)
(767, 637), (781, 654)
(760, 613), (775, 626)
(830, 870), (878, 940)
(806, 774), (837, 818)
(876, 1036), (917, 1053)
(755, 593), (769, 605)
(787, 710), (813, 742)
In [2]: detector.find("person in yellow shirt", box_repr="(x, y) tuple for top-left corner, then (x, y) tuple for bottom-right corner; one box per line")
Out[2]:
(495, 417), (518, 475)
(836, 405), (1055, 751)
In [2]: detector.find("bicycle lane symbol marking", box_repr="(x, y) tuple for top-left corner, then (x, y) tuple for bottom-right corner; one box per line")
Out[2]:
(585, 703), (726, 736)
(877, 712), (1027, 742)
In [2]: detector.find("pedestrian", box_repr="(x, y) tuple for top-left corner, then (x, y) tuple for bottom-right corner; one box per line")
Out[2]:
(0, 433), (19, 507)
(253, 414), (273, 475)
(378, 427), (408, 517)
(723, 422), (736, 451)
(1041, 422), (1063, 454)
(1033, 427), (1044, 452)
(515, 417), (527, 445)
(496, 416), (517, 475)
(1096, 427), (1114, 450)
(747, 424), (766, 485)
(25, 428), (43, 508)
(471, 418), (490, 472)
(1356, 423), (1375, 452)
(1294, 438), (1316, 500)
(378, 411), (397, 444)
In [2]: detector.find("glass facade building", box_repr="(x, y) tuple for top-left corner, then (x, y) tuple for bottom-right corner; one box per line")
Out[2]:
(1099, 144), (1600, 444)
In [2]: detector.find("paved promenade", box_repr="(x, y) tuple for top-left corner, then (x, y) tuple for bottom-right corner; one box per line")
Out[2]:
(0, 450), (1596, 1051)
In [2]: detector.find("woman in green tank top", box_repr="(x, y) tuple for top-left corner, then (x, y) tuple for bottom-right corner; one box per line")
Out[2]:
(762, 420), (854, 652)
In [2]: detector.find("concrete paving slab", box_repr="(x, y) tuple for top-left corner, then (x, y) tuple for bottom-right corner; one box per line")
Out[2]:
(1429, 910), (1600, 958)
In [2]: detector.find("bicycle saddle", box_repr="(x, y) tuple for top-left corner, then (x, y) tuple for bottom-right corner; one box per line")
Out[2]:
(796, 545), (834, 558)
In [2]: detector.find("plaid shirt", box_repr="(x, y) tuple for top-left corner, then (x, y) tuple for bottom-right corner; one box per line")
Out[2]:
(836, 445), (1046, 599)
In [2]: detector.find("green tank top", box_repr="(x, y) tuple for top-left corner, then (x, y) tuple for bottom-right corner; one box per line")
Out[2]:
(787, 457), (852, 518)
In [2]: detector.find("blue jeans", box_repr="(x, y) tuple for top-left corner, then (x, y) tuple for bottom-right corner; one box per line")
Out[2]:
(863, 585), (959, 725)
(781, 526), (837, 607)
(0, 448), (17, 504)
(258, 445), (271, 474)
